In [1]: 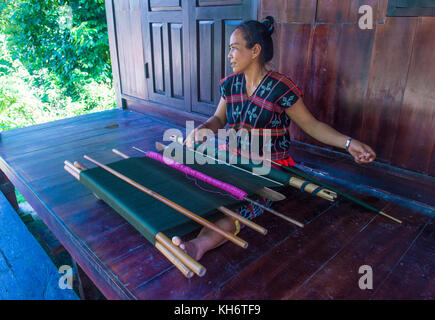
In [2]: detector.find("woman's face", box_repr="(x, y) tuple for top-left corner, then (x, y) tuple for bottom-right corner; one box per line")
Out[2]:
(228, 29), (260, 73)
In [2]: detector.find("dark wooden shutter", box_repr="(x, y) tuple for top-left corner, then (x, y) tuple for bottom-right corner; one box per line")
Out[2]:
(113, 0), (148, 100)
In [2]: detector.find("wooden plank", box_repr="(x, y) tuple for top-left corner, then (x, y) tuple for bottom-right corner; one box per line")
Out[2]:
(114, 0), (130, 98)
(288, 203), (430, 299)
(278, 23), (313, 95)
(285, 0), (317, 23)
(170, 23), (184, 98)
(360, 17), (417, 166)
(130, 0), (147, 99)
(372, 217), (435, 299)
(316, 0), (352, 23)
(11, 122), (165, 180)
(260, 0), (286, 22)
(390, 17), (435, 174)
(316, 0), (383, 23)
(202, 192), (388, 299)
(292, 24), (341, 145)
(333, 24), (375, 141)
(3, 117), (156, 163)
(0, 110), (143, 148)
(0, 109), (124, 140)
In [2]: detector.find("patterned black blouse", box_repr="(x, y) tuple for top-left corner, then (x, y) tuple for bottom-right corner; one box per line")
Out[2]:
(219, 70), (303, 160)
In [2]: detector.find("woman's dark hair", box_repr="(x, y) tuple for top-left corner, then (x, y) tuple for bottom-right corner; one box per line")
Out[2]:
(235, 16), (275, 64)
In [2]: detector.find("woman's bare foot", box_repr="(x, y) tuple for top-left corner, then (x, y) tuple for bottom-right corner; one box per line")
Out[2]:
(171, 216), (236, 261)
(171, 236), (203, 260)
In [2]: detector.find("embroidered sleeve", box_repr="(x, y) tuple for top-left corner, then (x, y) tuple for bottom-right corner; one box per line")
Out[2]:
(276, 88), (300, 109)
(219, 77), (229, 100)
(275, 77), (303, 109)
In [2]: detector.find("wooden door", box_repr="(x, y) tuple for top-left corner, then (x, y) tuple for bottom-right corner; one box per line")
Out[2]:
(142, 0), (191, 111)
(189, 0), (257, 116)
(140, 0), (256, 115)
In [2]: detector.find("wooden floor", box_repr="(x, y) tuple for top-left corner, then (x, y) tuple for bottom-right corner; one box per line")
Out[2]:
(0, 108), (433, 300)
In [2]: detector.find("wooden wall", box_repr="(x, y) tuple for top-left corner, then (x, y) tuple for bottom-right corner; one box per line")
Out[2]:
(261, 0), (435, 176)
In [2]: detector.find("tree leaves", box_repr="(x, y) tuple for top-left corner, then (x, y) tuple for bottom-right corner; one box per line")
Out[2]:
(0, 0), (115, 131)
(0, 0), (112, 101)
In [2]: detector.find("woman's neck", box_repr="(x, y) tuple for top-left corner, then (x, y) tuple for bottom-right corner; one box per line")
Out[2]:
(244, 64), (268, 89)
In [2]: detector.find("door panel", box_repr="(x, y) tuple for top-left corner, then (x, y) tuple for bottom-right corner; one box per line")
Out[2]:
(170, 23), (184, 98)
(113, 0), (147, 100)
(144, 8), (189, 110)
(151, 23), (165, 93)
(198, 20), (215, 104)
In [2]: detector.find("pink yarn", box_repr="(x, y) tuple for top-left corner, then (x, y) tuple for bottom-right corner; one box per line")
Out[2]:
(145, 151), (247, 200)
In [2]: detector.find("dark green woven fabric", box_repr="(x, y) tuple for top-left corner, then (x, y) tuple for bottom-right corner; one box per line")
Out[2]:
(215, 149), (294, 186)
(79, 155), (280, 244)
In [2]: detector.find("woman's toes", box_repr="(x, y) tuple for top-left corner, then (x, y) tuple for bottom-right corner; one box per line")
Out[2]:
(172, 236), (181, 246)
(172, 236), (186, 251)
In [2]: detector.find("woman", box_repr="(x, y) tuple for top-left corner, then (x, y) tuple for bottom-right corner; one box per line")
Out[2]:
(172, 16), (376, 260)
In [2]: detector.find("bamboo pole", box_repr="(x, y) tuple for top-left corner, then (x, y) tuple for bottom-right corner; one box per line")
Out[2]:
(64, 160), (80, 175)
(288, 176), (336, 201)
(83, 154), (248, 249)
(217, 206), (267, 235)
(64, 165), (80, 180)
(155, 232), (206, 277)
(74, 161), (88, 171)
(155, 240), (194, 279)
(271, 160), (402, 224)
(112, 148), (129, 159)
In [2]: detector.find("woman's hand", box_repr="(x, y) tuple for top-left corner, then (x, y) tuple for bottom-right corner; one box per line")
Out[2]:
(184, 128), (208, 148)
(184, 99), (228, 148)
(347, 139), (376, 164)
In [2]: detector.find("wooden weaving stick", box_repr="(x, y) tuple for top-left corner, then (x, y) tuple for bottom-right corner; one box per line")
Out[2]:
(113, 148), (268, 235)
(155, 241), (194, 278)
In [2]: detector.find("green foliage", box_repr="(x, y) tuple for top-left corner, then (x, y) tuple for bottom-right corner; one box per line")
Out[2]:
(0, 0), (115, 131)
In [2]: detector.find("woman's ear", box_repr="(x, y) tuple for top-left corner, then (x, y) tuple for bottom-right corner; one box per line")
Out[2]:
(252, 43), (262, 59)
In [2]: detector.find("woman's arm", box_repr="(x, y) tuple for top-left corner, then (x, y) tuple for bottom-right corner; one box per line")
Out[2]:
(285, 99), (376, 164)
(185, 97), (228, 147)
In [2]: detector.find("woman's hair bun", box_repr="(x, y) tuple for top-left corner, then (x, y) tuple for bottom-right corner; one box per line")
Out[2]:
(261, 16), (275, 35)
